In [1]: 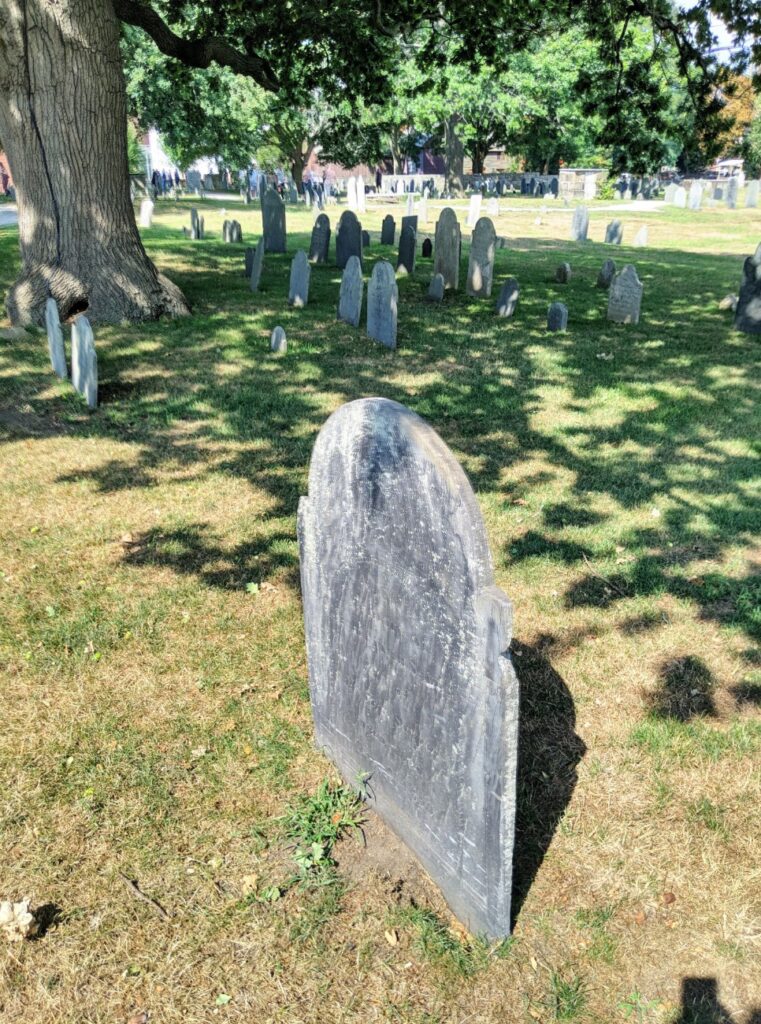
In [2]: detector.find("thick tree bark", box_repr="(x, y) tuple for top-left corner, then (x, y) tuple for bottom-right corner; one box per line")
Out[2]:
(0, 0), (190, 325)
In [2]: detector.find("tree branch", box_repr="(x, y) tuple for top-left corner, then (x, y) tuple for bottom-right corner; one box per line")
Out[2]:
(112, 0), (279, 91)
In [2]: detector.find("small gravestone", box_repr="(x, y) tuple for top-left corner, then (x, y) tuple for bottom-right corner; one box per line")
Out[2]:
(336, 210), (363, 270)
(673, 186), (687, 208)
(249, 239), (265, 292)
(466, 217), (496, 298)
(262, 188), (287, 253)
(555, 262), (572, 284)
(605, 220), (623, 244)
(632, 226), (648, 247)
(725, 178), (739, 209)
(427, 273), (445, 302)
(713, 184), (724, 201)
(406, 193), (414, 216)
(309, 213), (331, 264)
(734, 243), (761, 334)
(197, 217), (205, 240)
(547, 302), (568, 331)
(381, 215), (395, 245)
(297, 397), (519, 937)
(466, 193), (482, 228)
(487, 197), (499, 216)
(337, 255), (364, 327)
(570, 206), (589, 241)
(745, 180), (759, 209)
(397, 223), (416, 275)
(495, 278), (519, 317)
(689, 182), (703, 210)
(271, 326), (287, 352)
(607, 265), (643, 324)
(288, 251), (311, 308)
(45, 298), (67, 378)
(190, 208), (199, 234)
(139, 199), (154, 228)
(71, 316), (97, 408)
(362, 229), (371, 249)
(421, 238), (433, 258)
(434, 208), (461, 291)
(596, 258), (616, 289)
(347, 177), (358, 211)
(367, 260), (398, 348)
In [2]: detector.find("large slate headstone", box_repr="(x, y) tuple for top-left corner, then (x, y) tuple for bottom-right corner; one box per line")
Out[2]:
(734, 243), (761, 334)
(607, 264), (643, 324)
(605, 219), (623, 244)
(366, 260), (398, 349)
(434, 208), (461, 291)
(298, 397), (519, 937)
(249, 239), (265, 292)
(309, 213), (331, 264)
(547, 302), (568, 331)
(466, 193), (482, 228)
(466, 217), (497, 298)
(337, 255), (364, 327)
(596, 258), (616, 290)
(495, 278), (519, 317)
(288, 251), (311, 308)
(45, 298), (67, 378)
(570, 206), (589, 242)
(71, 316), (97, 409)
(397, 223), (417, 275)
(745, 180), (759, 209)
(401, 214), (418, 237)
(261, 188), (286, 253)
(381, 215), (396, 245)
(336, 210), (363, 270)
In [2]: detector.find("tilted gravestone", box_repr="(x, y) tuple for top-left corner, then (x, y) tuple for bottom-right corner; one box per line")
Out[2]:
(427, 273), (445, 302)
(734, 243), (761, 334)
(397, 223), (417, 275)
(495, 278), (519, 317)
(337, 256), (364, 327)
(555, 262), (572, 284)
(367, 260), (398, 349)
(547, 302), (568, 331)
(607, 265), (643, 324)
(270, 326), (287, 352)
(422, 238), (433, 258)
(288, 251), (311, 308)
(745, 181), (759, 209)
(632, 226), (648, 247)
(336, 210), (363, 270)
(596, 258), (616, 290)
(434, 208), (461, 291)
(725, 178), (739, 209)
(309, 213), (331, 264)
(381, 215), (396, 245)
(689, 182), (703, 211)
(71, 316), (97, 409)
(570, 206), (589, 242)
(139, 199), (154, 228)
(261, 188), (287, 253)
(249, 239), (265, 292)
(298, 397), (520, 937)
(45, 298), (67, 378)
(466, 217), (497, 298)
(466, 193), (482, 228)
(605, 219), (623, 244)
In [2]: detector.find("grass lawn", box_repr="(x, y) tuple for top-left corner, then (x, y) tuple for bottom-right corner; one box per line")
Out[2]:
(1, 195), (760, 1024)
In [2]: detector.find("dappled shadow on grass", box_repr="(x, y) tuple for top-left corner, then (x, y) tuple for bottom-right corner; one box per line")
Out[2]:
(674, 977), (761, 1024)
(648, 655), (718, 721)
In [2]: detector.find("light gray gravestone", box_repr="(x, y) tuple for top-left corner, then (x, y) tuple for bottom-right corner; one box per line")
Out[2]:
(406, 193), (414, 217)
(336, 210), (363, 270)
(434, 208), (461, 291)
(607, 264), (643, 324)
(270, 326), (287, 352)
(495, 278), (519, 317)
(466, 193), (482, 228)
(71, 315), (97, 409)
(309, 213), (331, 264)
(45, 298), (67, 378)
(664, 183), (678, 204)
(734, 243), (761, 334)
(186, 170), (202, 192)
(139, 199), (154, 228)
(397, 223), (417, 276)
(726, 178), (739, 209)
(632, 226), (648, 247)
(381, 215), (396, 245)
(418, 196), (429, 224)
(745, 180), (759, 208)
(688, 182), (703, 210)
(673, 186), (687, 208)
(337, 255), (364, 327)
(427, 273), (445, 302)
(347, 177), (358, 211)
(422, 238), (433, 258)
(297, 396), (519, 938)
(190, 208), (199, 234)
(596, 258), (616, 289)
(605, 219), (623, 244)
(570, 206), (589, 241)
(547, 302), (568, 331)
(366, 260), (398, 348)
(466, 217), (497, 298)
(261, 188), (287, 253)
(288, 251), (311, 308)
(249, 239), (265, 292)
(555, 262), (572, 284)
(356, 176), (367, 214)
(487, 197), (499, 216)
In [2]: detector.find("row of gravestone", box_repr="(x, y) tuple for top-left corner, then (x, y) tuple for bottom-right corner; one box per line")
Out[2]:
(569, 208), (647, 246)
(664, 179), (760, 210)
(44, 300), (97, 408)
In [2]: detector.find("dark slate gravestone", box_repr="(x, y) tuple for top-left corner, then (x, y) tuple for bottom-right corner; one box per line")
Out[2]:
(555, 262), (572, 284)
(336, 210), (363, 270)
(71, 315), (97, 409)
(734, 243), (761, 334)
(397, 223), (417, 275)
(547, 301), (568, 331)
(309, 213), (331, 264)
(466, 217), (497, 298)
(605, 219), (623, 245)
(288, 250), (311, 308)
(362, 229), (371, 249)
(249, 239), (264, 292)
(298, 397), (519, 937)
(402, 214), (418, 237)
(381, 214), (396, 245)
(261, 187), (287, 253)
(337, 255), (363, 327)
(367, 260), (398, 348)
(434, 208), (461, 291)
(244, 246), (256, 278)
(496, 278), (519, 317)
(422, 238), (433, 258)
(427, 273), (445, 302)
(596, 258), (616, 289)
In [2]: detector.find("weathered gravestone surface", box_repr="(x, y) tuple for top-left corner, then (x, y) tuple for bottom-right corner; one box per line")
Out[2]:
(45, 298), (67, 378)
(249, 239), (265, 292)
(607, 265), (643, 324)
(309, 214), (331, 264)
(367, 261), (398, 349)
(745, 181), (760, 208)
(466, 218), (497, 298)
(139, 199), (154, 228)
(397, 223), (417, 275)
(632, 226), (648, 247)
(689, 182), (703, 210)
(261, 188), (287, 253)
(495, 278), (519, 317)
(570, 206), (589, 242)
(427, 273), (445, 302)
(270, 326), (287, 352)
(288, 251), (311, 308)
(734, 243), (761, 334)
(725, 178), (739, 209)
(337, 255), (364, 327)
(555, 262), (572, 284)
(434, 208), (461, 291)
(297, 397), (519, 937)
(336, 211), (363, 270)
(422, 238), (433, 258)
(673, 186), (687, 208)
(71, 316), (97, 409)
(596, 258), (616, 289)
(381, 215), (396, 245)
(466, 193), (482, 228)
(223, 220), (242, 243)
(547, 302), (568, 331)
(605, 220), (623, 244)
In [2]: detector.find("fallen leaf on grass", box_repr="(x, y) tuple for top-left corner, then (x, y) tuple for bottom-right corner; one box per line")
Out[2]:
(662, 892), (676, 905)
(240, 874), (260, 895)
(634, 909), (647, 926)
(384, 929), (399, 946)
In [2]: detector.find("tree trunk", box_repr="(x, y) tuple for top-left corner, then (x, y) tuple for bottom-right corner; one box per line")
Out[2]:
(444, 116), (464, 194)
(389, 128), (404, 175)
(0, 0), (189, 325)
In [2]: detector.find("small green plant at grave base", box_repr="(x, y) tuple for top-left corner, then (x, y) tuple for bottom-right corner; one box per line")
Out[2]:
(548, 970), (588, 1021)
(281, 777), (364, 887)
(390, 906), (511, 979)
(575, 904), (618, 964)
(686, 797), (730, 840)
(618, 991), (663, 1022)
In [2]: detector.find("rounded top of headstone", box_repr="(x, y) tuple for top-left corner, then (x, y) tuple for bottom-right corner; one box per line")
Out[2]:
(437, 207), (459, 226)
(370, 259), (397, 285)
(473, 217), (496, 238)
(339, 209), (360, 228)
